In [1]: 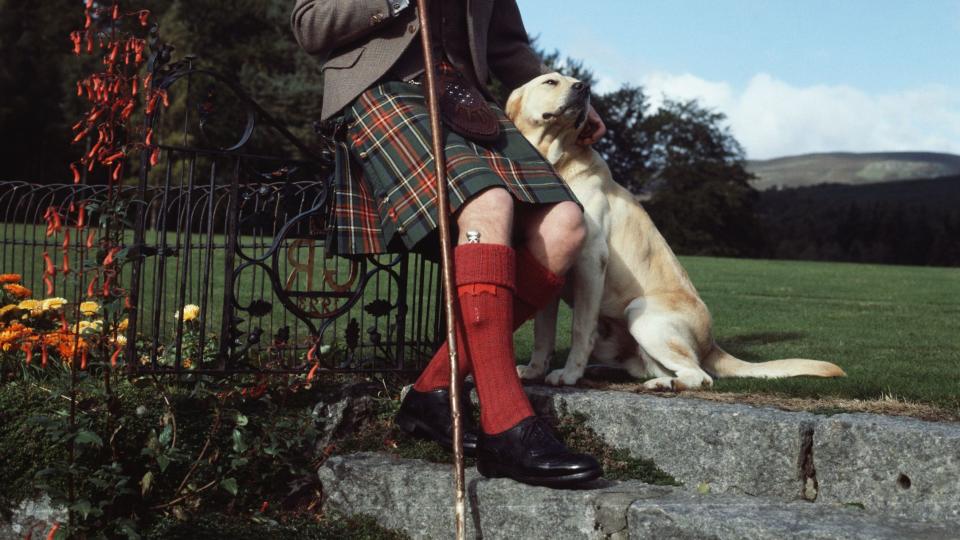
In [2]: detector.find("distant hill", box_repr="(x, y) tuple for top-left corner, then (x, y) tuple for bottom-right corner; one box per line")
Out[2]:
(746, 152), (960, 191)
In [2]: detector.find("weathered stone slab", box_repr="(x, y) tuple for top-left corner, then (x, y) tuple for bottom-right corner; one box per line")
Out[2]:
(525, 386), (960, 523)
(628, 498), (955, 540)
(319, 452), (649, 539)
(814, 412), (960, 520)
(318, 453), (955, 540)
(526, 387), (813, 499)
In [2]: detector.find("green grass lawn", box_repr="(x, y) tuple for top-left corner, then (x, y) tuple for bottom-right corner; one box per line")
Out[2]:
(4, 220), (958, 413)
(513, 256), (960, 414)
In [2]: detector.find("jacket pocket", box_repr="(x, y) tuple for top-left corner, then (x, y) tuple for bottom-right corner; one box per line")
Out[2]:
(323, 47), (365, 71)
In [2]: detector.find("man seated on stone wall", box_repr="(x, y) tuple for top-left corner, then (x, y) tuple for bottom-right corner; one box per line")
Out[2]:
(290, 0), (606, 487)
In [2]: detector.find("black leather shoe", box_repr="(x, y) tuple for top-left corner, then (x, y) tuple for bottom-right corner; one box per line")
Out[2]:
(477, 416), (602, 487)
(395, 386), (478, 457)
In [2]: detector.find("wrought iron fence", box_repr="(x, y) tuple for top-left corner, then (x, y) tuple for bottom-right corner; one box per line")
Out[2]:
(1, 61), (444, 377)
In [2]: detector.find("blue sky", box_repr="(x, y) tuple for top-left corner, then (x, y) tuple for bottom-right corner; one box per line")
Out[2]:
(520, 0), (960, 159)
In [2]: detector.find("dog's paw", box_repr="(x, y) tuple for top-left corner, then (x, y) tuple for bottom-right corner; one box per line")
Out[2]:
(516, 363), (546, 381)
(641, 377), (678, 392)
(545, 369), (582, 386)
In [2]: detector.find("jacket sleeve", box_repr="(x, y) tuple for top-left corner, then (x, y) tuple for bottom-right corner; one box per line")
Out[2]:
(486, 0), (550, 91)
(290, 0), (397, 57)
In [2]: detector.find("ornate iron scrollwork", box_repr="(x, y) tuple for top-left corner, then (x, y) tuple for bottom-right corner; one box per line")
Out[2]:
(121, 40), (439, 374)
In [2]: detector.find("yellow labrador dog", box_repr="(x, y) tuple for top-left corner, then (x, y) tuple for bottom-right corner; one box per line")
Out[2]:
(506, 73), (845, 390)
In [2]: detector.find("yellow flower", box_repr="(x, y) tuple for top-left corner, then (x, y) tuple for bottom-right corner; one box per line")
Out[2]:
(117, 318), (129, 331)
(112, 334), (128, 346)
(0, 304), (18, 317)
(176, 304), (201, 322)
(42, 297), (68, 311)
(79, 301), (100, 316)
(72, 320), (102, 334)
(17, 299), (43, 316)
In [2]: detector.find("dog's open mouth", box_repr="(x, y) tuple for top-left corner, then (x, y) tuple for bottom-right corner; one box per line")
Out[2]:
(542, 92), (589, 128)
(543, 98), (588, 121)
(574, 106), (588, 129)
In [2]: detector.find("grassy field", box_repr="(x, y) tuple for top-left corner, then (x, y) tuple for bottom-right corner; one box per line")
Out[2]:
(513, 256), (960, 414)
(3, 220), (958, 413)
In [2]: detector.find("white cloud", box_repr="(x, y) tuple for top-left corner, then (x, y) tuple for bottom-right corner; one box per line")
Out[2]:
(622, 71), (960, 160)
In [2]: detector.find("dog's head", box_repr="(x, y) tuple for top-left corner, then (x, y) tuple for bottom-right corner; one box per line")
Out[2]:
(505, 72), (591, 164)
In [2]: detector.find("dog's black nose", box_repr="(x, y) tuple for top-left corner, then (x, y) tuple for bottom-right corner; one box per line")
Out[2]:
(572, 81), (590, 94)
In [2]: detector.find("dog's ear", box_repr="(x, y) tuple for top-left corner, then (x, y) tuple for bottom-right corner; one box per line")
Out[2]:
(505, 85), (526, 123)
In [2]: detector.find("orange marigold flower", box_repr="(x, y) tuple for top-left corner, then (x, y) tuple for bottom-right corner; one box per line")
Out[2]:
(3, 284), (32, 298)
(0, 274), (22, 284)
(0, 322), (34, 351)
(57, 336), (88, 361)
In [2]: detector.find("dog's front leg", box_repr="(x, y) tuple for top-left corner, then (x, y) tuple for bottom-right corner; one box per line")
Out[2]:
(517, 297), (559, 380)
(546, 229), (609, 386)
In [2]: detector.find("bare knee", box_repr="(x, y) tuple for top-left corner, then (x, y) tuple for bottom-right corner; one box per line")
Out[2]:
(520, 200), (586, 274)
(456, 188), (514, 245)
(541, 201), (586, 258)
(554, 201), (587, 254)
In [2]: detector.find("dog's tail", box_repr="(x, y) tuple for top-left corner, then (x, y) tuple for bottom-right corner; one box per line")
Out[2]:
(703, 345), (845, 379)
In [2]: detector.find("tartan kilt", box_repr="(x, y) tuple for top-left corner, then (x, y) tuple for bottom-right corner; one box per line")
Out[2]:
(329, 80), (579, 255)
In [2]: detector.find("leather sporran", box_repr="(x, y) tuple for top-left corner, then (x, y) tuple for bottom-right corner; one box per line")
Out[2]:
(432, 61), (501, 143)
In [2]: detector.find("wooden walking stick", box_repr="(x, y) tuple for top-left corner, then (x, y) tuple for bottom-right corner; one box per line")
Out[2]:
(414, 0), (467, 538)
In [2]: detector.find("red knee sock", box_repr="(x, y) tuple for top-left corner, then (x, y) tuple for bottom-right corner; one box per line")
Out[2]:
(412, 245), (565, 434)
(513, 247), (566, 325)
(413, 246), (565, 389)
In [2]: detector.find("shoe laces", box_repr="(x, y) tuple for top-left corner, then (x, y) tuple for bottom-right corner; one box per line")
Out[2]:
(522, 417), (568, 454)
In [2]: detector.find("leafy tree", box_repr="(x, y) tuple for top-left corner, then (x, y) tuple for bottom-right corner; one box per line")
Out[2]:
(0, 0), (87, 183)
(641, 99), (764, 256)
(527, 47), (763, 256)
(591, 84), (652, 191)
(156, 0), (324, 155)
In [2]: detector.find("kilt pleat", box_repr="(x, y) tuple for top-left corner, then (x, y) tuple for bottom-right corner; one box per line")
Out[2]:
(330, 80), (578, 255)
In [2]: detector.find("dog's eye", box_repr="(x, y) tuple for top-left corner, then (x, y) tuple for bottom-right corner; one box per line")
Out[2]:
(543, 79), (559, 86)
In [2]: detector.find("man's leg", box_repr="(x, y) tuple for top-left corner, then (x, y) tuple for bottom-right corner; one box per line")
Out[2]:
(513, 201), (585, 321)
(418, 188), (534, 434)
(400, 192), (600, 485)
(406, 194), (585, 433)
(412, 198), (586, 389)
(516, 201), (586, 276)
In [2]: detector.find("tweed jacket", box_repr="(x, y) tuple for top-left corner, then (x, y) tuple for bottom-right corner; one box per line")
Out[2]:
(290, 0), (549, 121)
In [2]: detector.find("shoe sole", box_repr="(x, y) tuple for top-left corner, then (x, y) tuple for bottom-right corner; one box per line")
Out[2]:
(395, 411), (478, 458)
(476, 458), (602, 488)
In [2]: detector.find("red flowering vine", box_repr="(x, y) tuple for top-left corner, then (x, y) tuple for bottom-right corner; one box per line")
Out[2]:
(68, 0), (165, 186)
